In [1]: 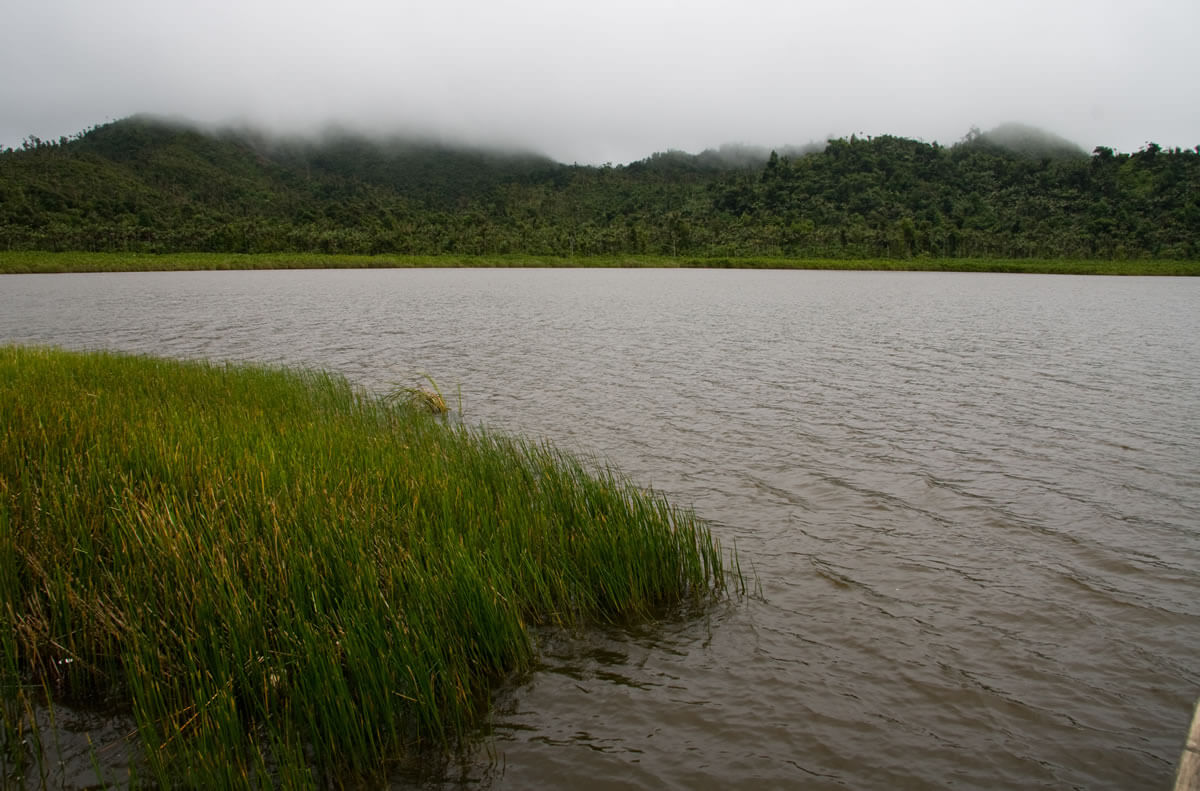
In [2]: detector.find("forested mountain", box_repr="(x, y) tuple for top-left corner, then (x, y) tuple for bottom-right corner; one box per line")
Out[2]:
(1, 115), (1196, 258)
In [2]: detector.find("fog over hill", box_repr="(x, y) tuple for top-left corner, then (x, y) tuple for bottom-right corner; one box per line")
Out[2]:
(974, 123), (1088, 159)
(0, 112), (1105, 168)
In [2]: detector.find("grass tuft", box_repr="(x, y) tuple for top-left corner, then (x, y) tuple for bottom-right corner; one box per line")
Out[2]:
(387, 374), (451, 416)
(0, 346), (732, 786)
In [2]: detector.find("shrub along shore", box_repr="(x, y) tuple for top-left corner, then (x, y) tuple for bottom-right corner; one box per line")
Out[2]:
(0, 251), (1197, 276)
(0, 346), (731, 786)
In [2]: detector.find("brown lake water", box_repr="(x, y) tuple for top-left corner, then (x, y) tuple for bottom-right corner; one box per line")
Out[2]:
(2, 268), (1198, 789)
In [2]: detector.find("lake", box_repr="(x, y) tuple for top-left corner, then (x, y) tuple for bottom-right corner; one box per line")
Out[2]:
(2, 268), (1198, 789)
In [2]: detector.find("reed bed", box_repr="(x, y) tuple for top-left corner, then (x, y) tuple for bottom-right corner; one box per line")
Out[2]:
(0, 346), (730, 787)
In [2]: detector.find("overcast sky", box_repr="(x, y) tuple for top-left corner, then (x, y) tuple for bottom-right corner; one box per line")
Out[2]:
(3, 0), (1197, 163)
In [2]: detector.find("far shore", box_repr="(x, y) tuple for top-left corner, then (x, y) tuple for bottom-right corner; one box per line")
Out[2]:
(1, 251), (1197, 277)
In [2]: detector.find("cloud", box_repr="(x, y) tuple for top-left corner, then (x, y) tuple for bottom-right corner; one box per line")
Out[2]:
(3, 0), (1198, 161)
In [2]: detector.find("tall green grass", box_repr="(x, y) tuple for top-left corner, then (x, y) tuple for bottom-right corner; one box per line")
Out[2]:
(1, 251), (1197, 275)
(0, 346), (730, 786)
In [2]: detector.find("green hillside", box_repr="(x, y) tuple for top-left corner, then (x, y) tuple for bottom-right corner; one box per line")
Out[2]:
(1, 115), (1196, 259)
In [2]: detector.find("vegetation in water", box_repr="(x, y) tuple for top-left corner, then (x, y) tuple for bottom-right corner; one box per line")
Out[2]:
(0, 115), (1196, 261)
(0, 346), (731, 787)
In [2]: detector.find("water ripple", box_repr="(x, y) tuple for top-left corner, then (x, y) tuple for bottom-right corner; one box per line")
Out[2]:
(2, 269), (1198, 790)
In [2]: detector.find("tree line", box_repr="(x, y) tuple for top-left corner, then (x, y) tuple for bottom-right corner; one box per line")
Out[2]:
(1, 116), (1196, 259)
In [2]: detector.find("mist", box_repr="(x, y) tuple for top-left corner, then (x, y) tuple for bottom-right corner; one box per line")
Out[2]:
(3, 0), (1197, 163)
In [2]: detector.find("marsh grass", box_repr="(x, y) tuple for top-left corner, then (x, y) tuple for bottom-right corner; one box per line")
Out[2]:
(1, 251), (1197, 276)
(0, 346), (730, 787)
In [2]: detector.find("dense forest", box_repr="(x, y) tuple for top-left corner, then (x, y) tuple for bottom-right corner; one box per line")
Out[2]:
(0, 116), (1196, 259)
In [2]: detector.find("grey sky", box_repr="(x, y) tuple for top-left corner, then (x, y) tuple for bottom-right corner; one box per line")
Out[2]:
(3, 0), (1197, 163)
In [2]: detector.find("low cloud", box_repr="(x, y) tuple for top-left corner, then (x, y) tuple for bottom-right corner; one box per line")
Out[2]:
(3, 0), (1197, 161)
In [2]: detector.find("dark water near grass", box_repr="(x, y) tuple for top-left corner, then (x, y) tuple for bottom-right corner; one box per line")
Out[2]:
(3, 268), (1199, 789)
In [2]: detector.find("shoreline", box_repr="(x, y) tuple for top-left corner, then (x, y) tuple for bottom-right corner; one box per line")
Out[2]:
(1, 251), (1198, 276)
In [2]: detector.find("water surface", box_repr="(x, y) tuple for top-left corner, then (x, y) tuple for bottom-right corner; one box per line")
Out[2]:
(3, 268), (1198, 789)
